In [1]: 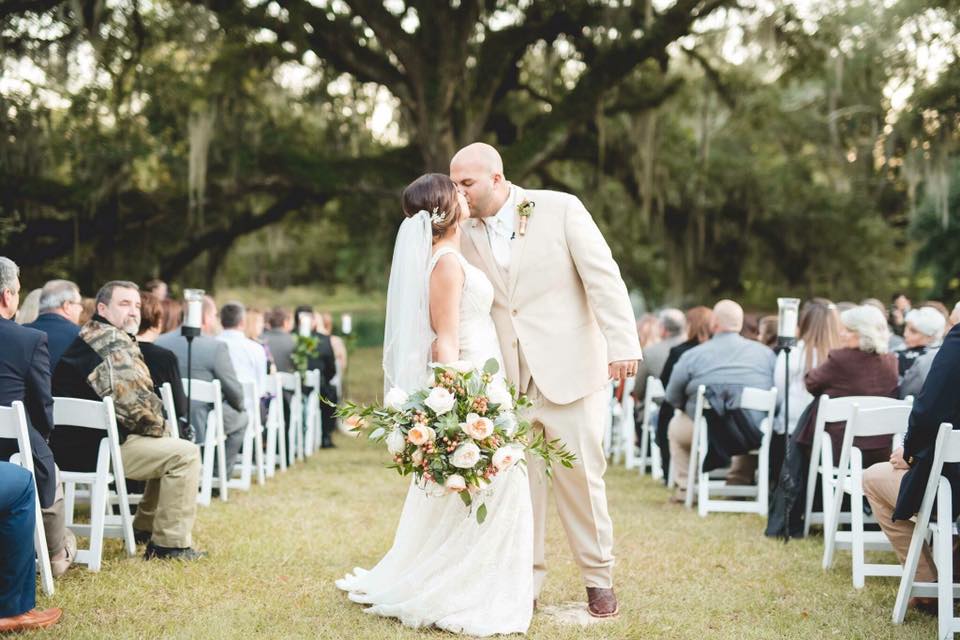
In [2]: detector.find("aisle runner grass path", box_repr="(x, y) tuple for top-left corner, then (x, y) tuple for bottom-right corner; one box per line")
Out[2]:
(41, 435), (937, 639)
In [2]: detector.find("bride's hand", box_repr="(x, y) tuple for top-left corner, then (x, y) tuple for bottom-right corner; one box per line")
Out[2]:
(608, 360), (639, 382)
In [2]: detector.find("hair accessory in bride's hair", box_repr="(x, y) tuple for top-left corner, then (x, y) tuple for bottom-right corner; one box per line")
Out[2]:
(430, 207), (447, 225)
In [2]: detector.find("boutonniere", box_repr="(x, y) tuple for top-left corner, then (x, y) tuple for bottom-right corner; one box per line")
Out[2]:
(517, 199), (535, 236)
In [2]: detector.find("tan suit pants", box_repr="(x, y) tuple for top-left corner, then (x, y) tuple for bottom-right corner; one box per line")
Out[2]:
(526, 380), (614, 593)
(121, 435), (201, 549)
(863, 461), (936, 582)
(668, 412), (758, 498)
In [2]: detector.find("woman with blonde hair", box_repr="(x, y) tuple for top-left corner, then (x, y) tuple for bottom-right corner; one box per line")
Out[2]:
(774, 298), (841, 435)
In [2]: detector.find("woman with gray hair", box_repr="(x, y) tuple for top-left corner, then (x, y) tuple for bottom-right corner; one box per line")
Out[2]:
(795, 305), (899, 467)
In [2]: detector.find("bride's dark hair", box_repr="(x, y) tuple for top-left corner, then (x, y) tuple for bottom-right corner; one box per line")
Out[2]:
(401, 173), (461, 238)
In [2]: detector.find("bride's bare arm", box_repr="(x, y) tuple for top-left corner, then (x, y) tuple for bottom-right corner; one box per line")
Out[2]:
(429, 254), (464, 363)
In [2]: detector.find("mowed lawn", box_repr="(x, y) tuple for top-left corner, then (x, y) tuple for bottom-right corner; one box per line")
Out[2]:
(38, 347), (937, 639)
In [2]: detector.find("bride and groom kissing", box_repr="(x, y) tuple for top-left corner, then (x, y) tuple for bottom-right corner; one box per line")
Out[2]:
(336, 143), (642, 636)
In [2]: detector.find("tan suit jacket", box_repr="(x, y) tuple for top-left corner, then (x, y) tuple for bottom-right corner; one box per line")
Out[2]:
(460, 186), (642, 406)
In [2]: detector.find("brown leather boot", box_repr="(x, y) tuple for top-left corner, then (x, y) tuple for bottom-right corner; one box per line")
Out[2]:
(586, 587), (619, 618)
(0, 608), (63, 632)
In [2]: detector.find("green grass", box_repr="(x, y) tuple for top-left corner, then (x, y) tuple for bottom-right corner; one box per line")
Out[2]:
(37, 346), (937, 638)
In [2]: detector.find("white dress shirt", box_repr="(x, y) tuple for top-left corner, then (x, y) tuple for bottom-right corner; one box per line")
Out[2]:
(218, 329), (268, 398)
(486, 186), (516, 271)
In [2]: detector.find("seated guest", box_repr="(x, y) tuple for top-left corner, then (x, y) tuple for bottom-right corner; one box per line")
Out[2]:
(137, 293), (190, 439)
(262, 307), (295, 373)
(78, 297), (96, 325)
(898, 306), (945, 376)
(950, 301), (960, 330)
(640, 309), (686, 381)
(796, 305), (899, 468)
(50, 281), (203, 560)
(863, 320), (960, 615)
(24, 280), (83, 371)
(665, 300), (775, 502)
(0, 462), (62, 632)
(636, 313), (661, 350)
(0, 258), (75, 577)
(161, 298), (183, 334)
(156, 295), (247, 477)
(143, 279), (168, 301)
(757, 315), (778, 349)
(655, 306), (713, 484)
(774, 299), (840, 435)
(219, 302), (268, 394)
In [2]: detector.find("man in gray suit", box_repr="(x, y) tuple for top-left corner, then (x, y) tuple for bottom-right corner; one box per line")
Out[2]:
(156, 295), (248, 477)
(261, 307), (295, 373)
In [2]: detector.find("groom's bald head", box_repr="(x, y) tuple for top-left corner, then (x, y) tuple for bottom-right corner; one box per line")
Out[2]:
(450, 143), (510, 219)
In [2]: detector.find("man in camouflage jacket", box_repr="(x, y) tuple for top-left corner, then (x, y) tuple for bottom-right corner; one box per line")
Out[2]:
(51, 281), (204, 560)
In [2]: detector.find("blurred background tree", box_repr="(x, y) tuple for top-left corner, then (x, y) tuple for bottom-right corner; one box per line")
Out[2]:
(1, 0), (958, 306)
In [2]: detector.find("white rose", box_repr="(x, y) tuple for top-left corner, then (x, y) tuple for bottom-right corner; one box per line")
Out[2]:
(407, 425), (436, 446)
(386, 428), (406, 455)
(495, 411), (518, 437)
(411, 448), (424, 466)
(384, 387), (409, 410)
(444, 474), (467, 492)
(460, 412), (495, 440)
(492, 445), (523, 471)
(424, 386), (456, 415)
(487, 378), (513, 409)
(450, 442), (482, 469)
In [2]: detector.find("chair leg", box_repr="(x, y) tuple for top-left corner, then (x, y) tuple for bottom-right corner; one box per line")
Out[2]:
(33, 491), (54, 596)
(216, 424), (228, 502)
(851, 480), (866, 589)
(198, 443), (214, 506)
(254, 421), (266, 486)
(64, 482), (76, 527)
(87, 476), (108, 572)
(937, 483), (953, 639)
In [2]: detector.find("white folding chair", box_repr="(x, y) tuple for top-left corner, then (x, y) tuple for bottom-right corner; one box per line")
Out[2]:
(232, 381), (266, 490)
(893, 423), (960, 637)
(303, 369), (321, 457)
(822, 401), (913, 588)
(686, 385), (777, 517)
(804, 395), (914, 537)
(0, 401), (54, 595)
(160, 382), (179, 439)
(280, 372), (304, 465)
(263, 373), (287, 477)
(636, 376), (665, 479)
(54, 396), (136, 571)
(183, 379), (228, 506)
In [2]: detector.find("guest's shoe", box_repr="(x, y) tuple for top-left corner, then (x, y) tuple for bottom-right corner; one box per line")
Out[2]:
(908, 596), (938, 616)
(144, 542), (207, 561)
(50, 529), (77, 578)
(586, 587), (619, 618)
(321, 436), (336, 449)
(0, 608), (63, 632)
(134, 528), (152, 545)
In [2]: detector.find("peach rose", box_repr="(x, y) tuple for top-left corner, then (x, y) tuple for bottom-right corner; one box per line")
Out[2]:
(407, 425), (436, 446)
(460, 412), (494, 440)
(492, 445), (523, 471)
(444, 474), (467, 492)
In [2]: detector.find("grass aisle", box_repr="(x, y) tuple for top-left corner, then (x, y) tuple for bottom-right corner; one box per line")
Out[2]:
(40, 434), (936, 639)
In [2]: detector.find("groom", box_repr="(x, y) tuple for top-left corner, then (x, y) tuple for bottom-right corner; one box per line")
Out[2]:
(451, 143), (641, 617)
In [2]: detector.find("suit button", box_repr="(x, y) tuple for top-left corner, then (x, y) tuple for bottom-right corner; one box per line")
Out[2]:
(511, 309), (518, 316)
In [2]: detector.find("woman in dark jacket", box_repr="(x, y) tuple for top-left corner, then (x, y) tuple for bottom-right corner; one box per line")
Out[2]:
(655, 306), (714, 484)
(137, 293), (190, 439)
(797, 304), (899, 468)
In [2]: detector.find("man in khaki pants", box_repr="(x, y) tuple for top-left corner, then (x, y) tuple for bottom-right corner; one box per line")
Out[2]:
(51, 281), (204, 560)
(452, 144), (642, 618)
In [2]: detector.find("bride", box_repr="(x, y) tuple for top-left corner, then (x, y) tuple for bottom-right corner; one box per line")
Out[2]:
(335, 173), (534, 636)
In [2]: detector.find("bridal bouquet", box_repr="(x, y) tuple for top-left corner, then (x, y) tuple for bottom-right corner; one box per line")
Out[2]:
(334, 359), (575, 523)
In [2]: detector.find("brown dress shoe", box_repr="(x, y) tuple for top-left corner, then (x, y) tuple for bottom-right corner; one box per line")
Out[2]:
(0, 608), (63, 632)
(586, 587), (619, 618)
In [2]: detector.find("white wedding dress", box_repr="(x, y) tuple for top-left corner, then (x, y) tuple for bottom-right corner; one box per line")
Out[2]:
(336, 247), (534, 637)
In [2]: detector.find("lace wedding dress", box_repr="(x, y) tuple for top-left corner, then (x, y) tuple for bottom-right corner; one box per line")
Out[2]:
(336, 247), (534, 637)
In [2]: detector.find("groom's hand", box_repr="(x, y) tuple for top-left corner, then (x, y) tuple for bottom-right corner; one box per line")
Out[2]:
(608, 360), (639, 381)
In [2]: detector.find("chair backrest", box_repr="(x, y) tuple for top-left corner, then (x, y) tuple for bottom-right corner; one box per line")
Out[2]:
(159, 382), (178, 439)
(818, 394), (913, 424)
(741, 386), (778, 413)
(645, 376), (665, 403)
(182, 378), (222, 405)
(913, 423), (959, 529)
(0, 402), (34, 472)
(241, 381), (260, 419)
(847, 402), (913, 439)
(279, 372), (301, 399)
(53, 396), (117, 432)
(304, 369), (320, 392)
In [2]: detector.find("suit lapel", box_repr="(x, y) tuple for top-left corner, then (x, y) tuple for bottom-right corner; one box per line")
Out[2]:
(466, 219), (508, 295)
(508, 186), (530, 296)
